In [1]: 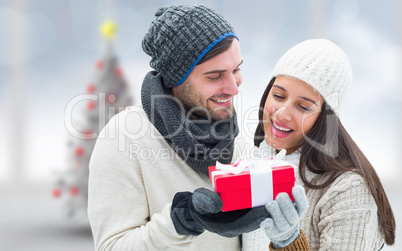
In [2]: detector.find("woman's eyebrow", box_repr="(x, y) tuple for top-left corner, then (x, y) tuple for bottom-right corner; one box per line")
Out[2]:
(300, 96), (318, 107)
(273, 85), (286, 92)
(273, 85), (318, 107)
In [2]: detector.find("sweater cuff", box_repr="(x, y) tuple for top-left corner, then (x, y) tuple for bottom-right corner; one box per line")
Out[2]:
(269, 230), (310, 251)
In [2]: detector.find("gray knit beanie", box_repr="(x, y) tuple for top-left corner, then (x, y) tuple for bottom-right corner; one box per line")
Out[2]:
(270, 39), (352, 114)
(142, 5), (238, 88)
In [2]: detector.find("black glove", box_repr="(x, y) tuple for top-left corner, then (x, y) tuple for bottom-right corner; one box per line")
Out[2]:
(171, 187), (269, 237)
(170, 191), (204, 236)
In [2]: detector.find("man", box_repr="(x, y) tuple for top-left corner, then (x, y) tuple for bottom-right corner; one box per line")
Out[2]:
(88, 5), (248, 250)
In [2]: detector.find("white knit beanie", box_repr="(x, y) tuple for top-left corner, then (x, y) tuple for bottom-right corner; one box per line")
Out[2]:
(270, 39), (352, 114)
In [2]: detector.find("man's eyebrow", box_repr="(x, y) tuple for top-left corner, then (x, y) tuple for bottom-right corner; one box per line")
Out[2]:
(273, 84), (318, 107)
(204, 60), (243, 75)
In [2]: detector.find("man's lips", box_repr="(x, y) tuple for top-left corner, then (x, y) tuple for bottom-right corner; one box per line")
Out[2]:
(210, 97), (232, 105)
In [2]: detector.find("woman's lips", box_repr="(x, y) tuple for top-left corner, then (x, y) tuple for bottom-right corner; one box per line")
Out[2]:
(270, 119), (293, 138)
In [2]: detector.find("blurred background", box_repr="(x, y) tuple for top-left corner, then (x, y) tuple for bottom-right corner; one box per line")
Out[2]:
(0, 0), (400, 250)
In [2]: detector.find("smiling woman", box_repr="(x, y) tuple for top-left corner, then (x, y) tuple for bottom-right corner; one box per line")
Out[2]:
(246, 39), (396, 250)
(263, 76), (323, 154)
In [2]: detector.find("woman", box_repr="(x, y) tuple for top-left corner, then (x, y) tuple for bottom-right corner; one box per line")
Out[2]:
(243, 39), (395, 250)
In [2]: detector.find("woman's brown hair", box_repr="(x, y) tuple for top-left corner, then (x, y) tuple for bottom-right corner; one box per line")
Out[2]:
(254, 77), (395, 245)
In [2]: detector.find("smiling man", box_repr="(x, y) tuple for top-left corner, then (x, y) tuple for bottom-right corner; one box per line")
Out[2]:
(171, 38), (243, 121)
(87, 5), (248, 250)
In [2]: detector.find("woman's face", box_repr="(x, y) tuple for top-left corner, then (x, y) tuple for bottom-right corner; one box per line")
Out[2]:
(263, 75), (324, 154)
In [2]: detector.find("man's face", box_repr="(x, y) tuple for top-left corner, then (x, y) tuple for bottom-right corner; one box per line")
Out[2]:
(172, 39), (243, 121)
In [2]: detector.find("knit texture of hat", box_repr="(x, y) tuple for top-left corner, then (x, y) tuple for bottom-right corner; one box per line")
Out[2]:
(270, 39), (352, 113)
(142, 5), (237, 88)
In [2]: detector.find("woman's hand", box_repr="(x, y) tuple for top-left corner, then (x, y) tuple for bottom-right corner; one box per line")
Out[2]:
(260, 185), (309, 249)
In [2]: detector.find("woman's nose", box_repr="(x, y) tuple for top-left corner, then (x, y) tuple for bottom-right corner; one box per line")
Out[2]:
(276, 106), (292, 122)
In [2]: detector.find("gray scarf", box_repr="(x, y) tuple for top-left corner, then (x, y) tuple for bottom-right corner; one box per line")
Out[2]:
(141, 71), (239, 175)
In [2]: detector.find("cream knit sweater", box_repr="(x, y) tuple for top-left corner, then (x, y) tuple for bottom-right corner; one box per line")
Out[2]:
(242, 141), (385, 251)
(88, 106), (248, 250)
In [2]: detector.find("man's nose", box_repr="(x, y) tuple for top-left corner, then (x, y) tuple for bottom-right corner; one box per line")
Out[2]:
(222, 73), (241, 95)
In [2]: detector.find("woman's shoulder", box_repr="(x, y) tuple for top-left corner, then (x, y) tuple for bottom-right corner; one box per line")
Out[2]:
(330, 171), (366, 189)
(315, 171), (375, 209)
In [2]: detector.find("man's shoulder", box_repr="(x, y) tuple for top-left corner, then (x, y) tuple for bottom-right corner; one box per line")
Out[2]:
(107, 105), (156, 138)
(234, 135), (252, 146)
(114, 105), (149, 124)
(119, 105), (146, 116)
(232, 135), (254, 161)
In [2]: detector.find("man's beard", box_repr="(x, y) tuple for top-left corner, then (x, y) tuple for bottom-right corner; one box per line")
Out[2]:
(177, 82), (234, 120)
(183, 100), (234, 121)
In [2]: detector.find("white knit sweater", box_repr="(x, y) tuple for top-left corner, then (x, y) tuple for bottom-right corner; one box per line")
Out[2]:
(88, 106), (385, 250)
(242, 141), (385, 251)
(88, 106), (248, 250)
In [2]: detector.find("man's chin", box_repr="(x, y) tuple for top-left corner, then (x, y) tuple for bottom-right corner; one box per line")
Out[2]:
(187, 106), (235, 121)
(210, 107), (235, 121)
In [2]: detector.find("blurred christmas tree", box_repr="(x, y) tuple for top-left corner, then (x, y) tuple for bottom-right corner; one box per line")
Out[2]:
(52, 21), (133, 217)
